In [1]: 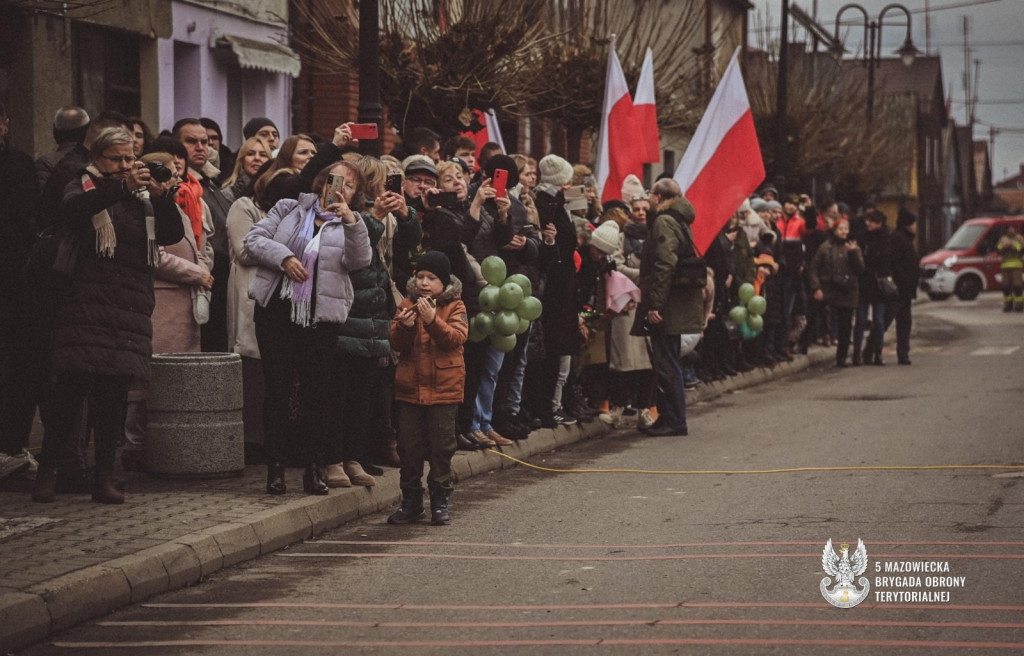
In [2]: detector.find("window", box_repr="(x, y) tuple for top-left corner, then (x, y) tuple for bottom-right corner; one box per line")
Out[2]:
(72, 23), (140, 117)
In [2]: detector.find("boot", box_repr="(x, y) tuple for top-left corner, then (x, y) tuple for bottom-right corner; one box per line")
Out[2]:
(266, 462), (287, 495)
(302, 465), (329, 495)
(379, 439), (401, 467)
(852, 347), (862, 366)
(388, 492), (425, 524)
(430, 491), (451, 525)
(32, 465), (57, 503)
(92, 469), (124, 504)
(343, 461), (376, 487)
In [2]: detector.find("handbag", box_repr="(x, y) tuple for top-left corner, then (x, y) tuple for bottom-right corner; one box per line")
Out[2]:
(877, 275), (899, 299)
(673, 256), (708, 288)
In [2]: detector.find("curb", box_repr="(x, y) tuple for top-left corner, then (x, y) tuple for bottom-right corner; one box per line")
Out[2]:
(0, 348), (829, 653)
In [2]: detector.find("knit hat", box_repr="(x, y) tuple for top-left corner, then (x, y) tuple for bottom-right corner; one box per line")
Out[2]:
(590, 220), (620, 255)
(750, 198), (769, 213)
(897, 207), (918, 228)
(765, 200), (782, 211)
(837, 202), (851, 215)
(782, 192), (801, 205)
(483, 154), (520, 188)
(754, 253), (778, 272)
(538, 154), (574, 186)
(242, 117), (277, 140)
(402, 154), (438, 178)
(620, 174), (645, 203)
(759, 185), (778, 199)
(737, 198), (752, 215)
(415, 250), (451, 286)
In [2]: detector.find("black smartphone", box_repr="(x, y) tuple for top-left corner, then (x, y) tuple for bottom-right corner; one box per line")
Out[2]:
(518, 224), (538, 237)
(385, 173), (402, 195)
(433, 191), (460, 209)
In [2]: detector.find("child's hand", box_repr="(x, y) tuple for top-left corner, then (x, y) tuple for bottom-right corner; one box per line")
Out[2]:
(397, 306), (417, 328)
(416, 296), (436, 324)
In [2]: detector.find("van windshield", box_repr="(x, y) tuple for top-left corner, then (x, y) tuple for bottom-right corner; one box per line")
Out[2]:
(944, 224), (988, 251)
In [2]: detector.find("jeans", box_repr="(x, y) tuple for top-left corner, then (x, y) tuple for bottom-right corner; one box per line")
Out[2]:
(649, 332), (687, 431)
(854, 302), (886, 357)
(471, 345), (505, 432)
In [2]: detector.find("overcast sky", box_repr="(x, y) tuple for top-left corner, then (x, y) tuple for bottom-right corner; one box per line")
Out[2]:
(748, 0), (1024, 182)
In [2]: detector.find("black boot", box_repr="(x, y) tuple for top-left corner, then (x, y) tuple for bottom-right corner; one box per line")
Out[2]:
(266, 462), (286, 495)
(388, 492), (425, 524)
(302, 465), (329, 495)
(430, 491), (451, 525)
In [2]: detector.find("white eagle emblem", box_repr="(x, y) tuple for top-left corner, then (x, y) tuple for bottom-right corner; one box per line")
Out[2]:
(820, 538), (870, 608)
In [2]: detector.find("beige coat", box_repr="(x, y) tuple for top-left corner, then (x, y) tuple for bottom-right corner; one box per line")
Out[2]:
(151, 208), (210, 355)
(609, 231), (652, 372)
(226, 196), (265, 359)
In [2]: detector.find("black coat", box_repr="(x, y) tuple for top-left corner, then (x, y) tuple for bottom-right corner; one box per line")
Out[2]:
(51, 171), (184, 381)
(890, 227), (919, 300)
(535, 184), (580, 355)
(858, 227), (892, 305)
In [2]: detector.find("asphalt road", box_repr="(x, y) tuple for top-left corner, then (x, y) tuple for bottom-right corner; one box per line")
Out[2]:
(22, 293), (1024, 655)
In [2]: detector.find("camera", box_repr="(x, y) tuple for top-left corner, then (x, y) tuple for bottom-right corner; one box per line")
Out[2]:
(143, 161), (173, 183)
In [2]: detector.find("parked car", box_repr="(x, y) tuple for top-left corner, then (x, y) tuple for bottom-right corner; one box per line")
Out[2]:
(919, 216), (1024, 300)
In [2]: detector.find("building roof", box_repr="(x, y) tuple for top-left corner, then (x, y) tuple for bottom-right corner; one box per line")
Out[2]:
(995, 165), (1024, 190)
(872, 56), (943, 104)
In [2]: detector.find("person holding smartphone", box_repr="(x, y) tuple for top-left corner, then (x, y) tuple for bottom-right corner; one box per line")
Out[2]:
(245, 160), (372, 496)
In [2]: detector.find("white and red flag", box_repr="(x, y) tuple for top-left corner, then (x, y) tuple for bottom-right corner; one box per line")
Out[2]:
(673, 48), (765, 254)
(460, 108), (506, 171)
(633, 47), (660, 164)
(595, 36), (644, 204)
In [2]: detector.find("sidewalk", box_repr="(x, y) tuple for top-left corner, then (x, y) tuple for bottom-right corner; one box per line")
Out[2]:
(0, 346), (833, 652)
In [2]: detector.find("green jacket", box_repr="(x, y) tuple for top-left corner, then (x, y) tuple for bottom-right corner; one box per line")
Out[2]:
(634, 197), (705, 335)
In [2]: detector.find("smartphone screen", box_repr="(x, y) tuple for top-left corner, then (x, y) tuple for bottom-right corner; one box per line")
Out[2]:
(492, 169), (509, 199)
(324, 173), (343, 206)
(350, 123), (379, 140)
(385, 173), (403, 195)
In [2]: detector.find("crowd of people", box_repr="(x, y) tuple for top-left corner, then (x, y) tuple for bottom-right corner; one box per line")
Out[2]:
(0, 103), (924, 524)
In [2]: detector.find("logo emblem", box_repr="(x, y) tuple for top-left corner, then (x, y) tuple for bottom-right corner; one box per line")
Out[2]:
(820, 538), (870, 608)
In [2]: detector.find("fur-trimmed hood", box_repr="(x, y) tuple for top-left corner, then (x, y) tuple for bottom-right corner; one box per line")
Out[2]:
(404, 273), (463, 306)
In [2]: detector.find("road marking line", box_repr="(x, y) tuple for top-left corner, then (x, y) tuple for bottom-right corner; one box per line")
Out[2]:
(98, 618), (1024, 629)
(970, 346), (1020, 355)
(275, 551), (1024, 562)
(51, 638), (1024, 649)
(314, 539), (1024, 549)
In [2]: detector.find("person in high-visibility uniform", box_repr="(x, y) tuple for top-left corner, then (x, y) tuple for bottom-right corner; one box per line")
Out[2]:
(996, 224), (1024, 312)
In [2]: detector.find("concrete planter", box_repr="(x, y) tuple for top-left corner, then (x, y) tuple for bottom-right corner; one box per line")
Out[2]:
(146, 353), (244, 478)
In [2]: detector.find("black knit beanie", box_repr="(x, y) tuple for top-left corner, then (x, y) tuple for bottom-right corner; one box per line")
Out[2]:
(415, 250), (451, 286)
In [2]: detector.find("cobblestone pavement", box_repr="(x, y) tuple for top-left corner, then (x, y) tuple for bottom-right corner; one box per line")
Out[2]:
(0, 348), (830, 653)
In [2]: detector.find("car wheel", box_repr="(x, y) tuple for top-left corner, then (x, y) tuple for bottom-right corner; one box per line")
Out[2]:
(954, 275), (983, 301)
(927, 292), (950, 301)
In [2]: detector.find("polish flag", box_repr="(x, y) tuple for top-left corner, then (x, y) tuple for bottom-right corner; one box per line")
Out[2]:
(633, 48), (660, 164)
(673, 48), (765, 254)
(595, 36), (644, 204)
(460, 108), (506, 171)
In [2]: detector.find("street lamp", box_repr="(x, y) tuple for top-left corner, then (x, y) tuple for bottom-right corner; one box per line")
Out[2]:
(830, 3), (921, 124)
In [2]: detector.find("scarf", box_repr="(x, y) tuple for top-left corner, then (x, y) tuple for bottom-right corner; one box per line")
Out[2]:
(175, 172), (205, 250)
(81, 165), (157, 266)
(279, 206), (331, 327)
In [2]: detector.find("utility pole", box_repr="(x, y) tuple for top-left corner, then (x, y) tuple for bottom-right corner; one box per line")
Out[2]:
(775, 0), (789, 188)
(357, 0), (382, 157)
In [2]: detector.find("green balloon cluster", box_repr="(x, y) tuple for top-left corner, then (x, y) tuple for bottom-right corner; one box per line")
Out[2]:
(730, 283), (766, 341)
(467, 256), (543, 352)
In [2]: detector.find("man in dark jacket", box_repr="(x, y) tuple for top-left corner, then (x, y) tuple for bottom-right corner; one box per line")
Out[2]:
(856, 209), (893, 365)
(632, 179), (703, 437)
(890, 208), (919, 365)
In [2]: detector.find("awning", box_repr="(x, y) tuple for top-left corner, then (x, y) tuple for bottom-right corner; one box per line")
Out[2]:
(215, 34), (301, 78)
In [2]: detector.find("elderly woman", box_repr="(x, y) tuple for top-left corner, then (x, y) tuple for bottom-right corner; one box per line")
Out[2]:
(809, 218), (865, 368)
(32, 127), (185, 504)
(246, 160), (372, 495)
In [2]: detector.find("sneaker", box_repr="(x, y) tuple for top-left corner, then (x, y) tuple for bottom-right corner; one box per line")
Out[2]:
(323, 463), (352, 488)
(683, 378), (701, 390)
(637, 408), (656, 429)
(598, 406), (624, 427)
(0, 452), (30, 479)
(552, 409), (577, 425)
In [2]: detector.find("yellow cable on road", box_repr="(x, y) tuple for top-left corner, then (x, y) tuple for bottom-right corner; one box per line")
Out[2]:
(487, 450), (1024, 476)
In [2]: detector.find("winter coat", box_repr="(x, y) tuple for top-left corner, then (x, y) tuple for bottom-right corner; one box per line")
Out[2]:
(51, 168), (185, 381)
(535, 183), (581, 355)
(809, 235), (866, 309)
(858, 226), (893, 305)
(390, 276), (469, 405)
(226, 196), (266, 358)
(335, 211), (415, 360)
(151, 206), (210, 354)
(193, 164), (232, 259)
(245, 193), (372, 324)
(890, 226), (920, 300)
(632, 197), (705, 336)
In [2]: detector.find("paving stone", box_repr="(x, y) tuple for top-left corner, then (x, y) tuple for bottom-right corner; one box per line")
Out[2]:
(0, 591), (50, 652)
(26, 565), (130, 633)
(134, 543), (201, 590)
(248, 507), (313, 554)
(194, 523), (260, 568)
(172, 533), (224, 578)
(103, 552), (169, 603)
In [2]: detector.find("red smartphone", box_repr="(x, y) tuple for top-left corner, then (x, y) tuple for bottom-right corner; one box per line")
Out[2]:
(492, 168), (509, 199)
(350, 123), (379, 140)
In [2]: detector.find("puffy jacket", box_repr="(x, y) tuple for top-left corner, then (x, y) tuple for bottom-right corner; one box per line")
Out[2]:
(632, 197), (705, 335)
(390, 276), (469, 405)
(245, 193), (372, 324)
(51, 168), (185, 380)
